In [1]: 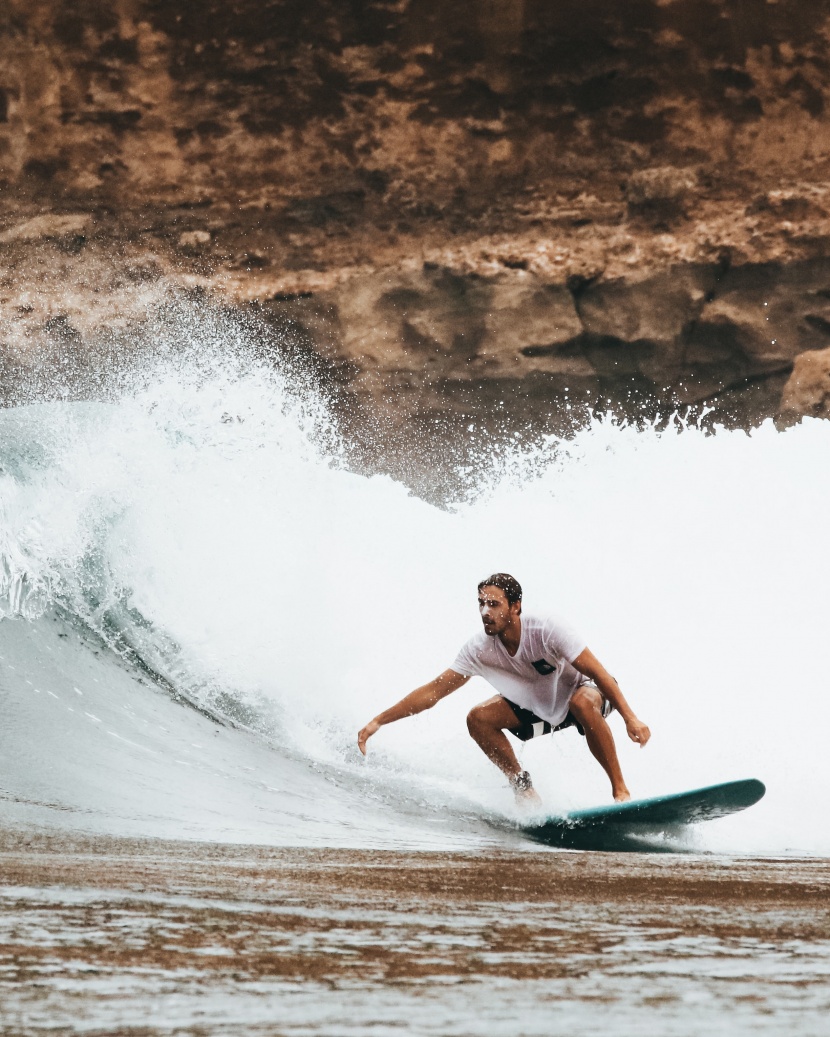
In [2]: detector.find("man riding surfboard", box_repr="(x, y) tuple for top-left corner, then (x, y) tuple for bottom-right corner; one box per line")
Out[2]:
(357, 573), (651, 806)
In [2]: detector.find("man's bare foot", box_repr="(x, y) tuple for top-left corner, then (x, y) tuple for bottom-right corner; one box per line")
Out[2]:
(514, 785), (544, 811)
(510, 771), (543, 811)
(613, 788), (631, 803)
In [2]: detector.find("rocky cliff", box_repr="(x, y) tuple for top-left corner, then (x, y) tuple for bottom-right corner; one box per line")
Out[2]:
(3, 0), (830, 485)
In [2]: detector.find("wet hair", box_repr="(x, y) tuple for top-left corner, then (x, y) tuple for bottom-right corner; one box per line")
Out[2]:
(477, 573), (523, 610)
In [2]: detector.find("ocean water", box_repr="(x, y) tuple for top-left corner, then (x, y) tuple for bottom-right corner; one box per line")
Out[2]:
(1, 312), (828, 855)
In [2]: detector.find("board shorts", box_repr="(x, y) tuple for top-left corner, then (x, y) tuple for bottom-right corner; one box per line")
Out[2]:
(503, 683), (613, 742)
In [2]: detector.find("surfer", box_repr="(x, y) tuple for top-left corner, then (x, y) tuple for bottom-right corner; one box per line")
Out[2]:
(357, 573), (651, 807)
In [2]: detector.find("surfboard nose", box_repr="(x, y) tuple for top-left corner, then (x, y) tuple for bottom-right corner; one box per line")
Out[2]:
(735, 778), (766, 807)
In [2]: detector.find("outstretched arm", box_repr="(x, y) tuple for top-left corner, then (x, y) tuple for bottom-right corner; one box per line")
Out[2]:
(572, 647), (651, 747)
(357, 669), (471, 755)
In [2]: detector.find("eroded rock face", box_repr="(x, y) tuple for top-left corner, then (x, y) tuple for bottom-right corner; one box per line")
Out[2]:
(3, 0), (830, 475)
(313, 257), (830, 441)
(4, 0), (830, 219)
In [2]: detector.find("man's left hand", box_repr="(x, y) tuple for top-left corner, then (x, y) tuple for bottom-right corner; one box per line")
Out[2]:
(625, 717), (651, 747)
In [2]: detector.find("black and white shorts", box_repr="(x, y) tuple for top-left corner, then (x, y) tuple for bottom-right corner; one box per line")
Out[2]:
(503, 683), (613, 742)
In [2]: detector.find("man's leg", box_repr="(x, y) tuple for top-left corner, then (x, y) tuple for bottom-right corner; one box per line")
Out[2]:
(466, 696), (542, 806)
(568, 686), (631, 802)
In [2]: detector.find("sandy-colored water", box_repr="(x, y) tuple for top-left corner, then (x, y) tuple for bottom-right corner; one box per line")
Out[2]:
(1, 833), (828, 1036)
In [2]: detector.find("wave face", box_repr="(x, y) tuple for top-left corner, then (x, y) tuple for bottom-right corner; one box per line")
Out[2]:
(2, 318), (829, 853)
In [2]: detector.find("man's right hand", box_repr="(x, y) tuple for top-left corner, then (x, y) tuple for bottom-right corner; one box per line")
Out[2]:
(356, 671), (469, 757)
(357, 719), (381, 756)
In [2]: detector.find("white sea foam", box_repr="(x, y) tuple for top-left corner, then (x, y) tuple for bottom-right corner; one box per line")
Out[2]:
(1, 337), (829, 853)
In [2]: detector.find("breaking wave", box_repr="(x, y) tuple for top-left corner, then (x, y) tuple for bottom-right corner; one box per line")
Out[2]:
(2, 305), (829, 854)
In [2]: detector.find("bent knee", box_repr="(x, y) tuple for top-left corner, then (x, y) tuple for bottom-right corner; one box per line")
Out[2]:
(467, 701), (509, 735)
(569, 687), (603, 718)
(466, 706), (484, 734)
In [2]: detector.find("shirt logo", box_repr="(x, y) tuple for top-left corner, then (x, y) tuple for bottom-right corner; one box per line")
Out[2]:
(532, 659), (556, 675)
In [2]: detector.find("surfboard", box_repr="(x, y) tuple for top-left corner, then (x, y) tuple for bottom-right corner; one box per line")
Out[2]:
(524, 778), (766, 852)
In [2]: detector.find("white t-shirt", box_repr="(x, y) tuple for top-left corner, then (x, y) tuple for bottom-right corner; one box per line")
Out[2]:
(451, 613), (588, 727)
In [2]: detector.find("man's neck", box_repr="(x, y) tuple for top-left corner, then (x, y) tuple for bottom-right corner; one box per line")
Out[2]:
(499, 616), (522, 657)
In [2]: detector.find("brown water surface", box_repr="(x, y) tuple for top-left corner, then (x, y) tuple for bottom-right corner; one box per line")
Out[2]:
(1, 833), (828, 1036)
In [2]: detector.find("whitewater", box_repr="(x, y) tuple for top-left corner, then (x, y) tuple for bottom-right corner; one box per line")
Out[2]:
(1, 315), (828, 856)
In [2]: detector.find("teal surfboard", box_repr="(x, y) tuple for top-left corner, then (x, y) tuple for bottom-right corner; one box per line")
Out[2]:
(524, 778), (766, 852)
